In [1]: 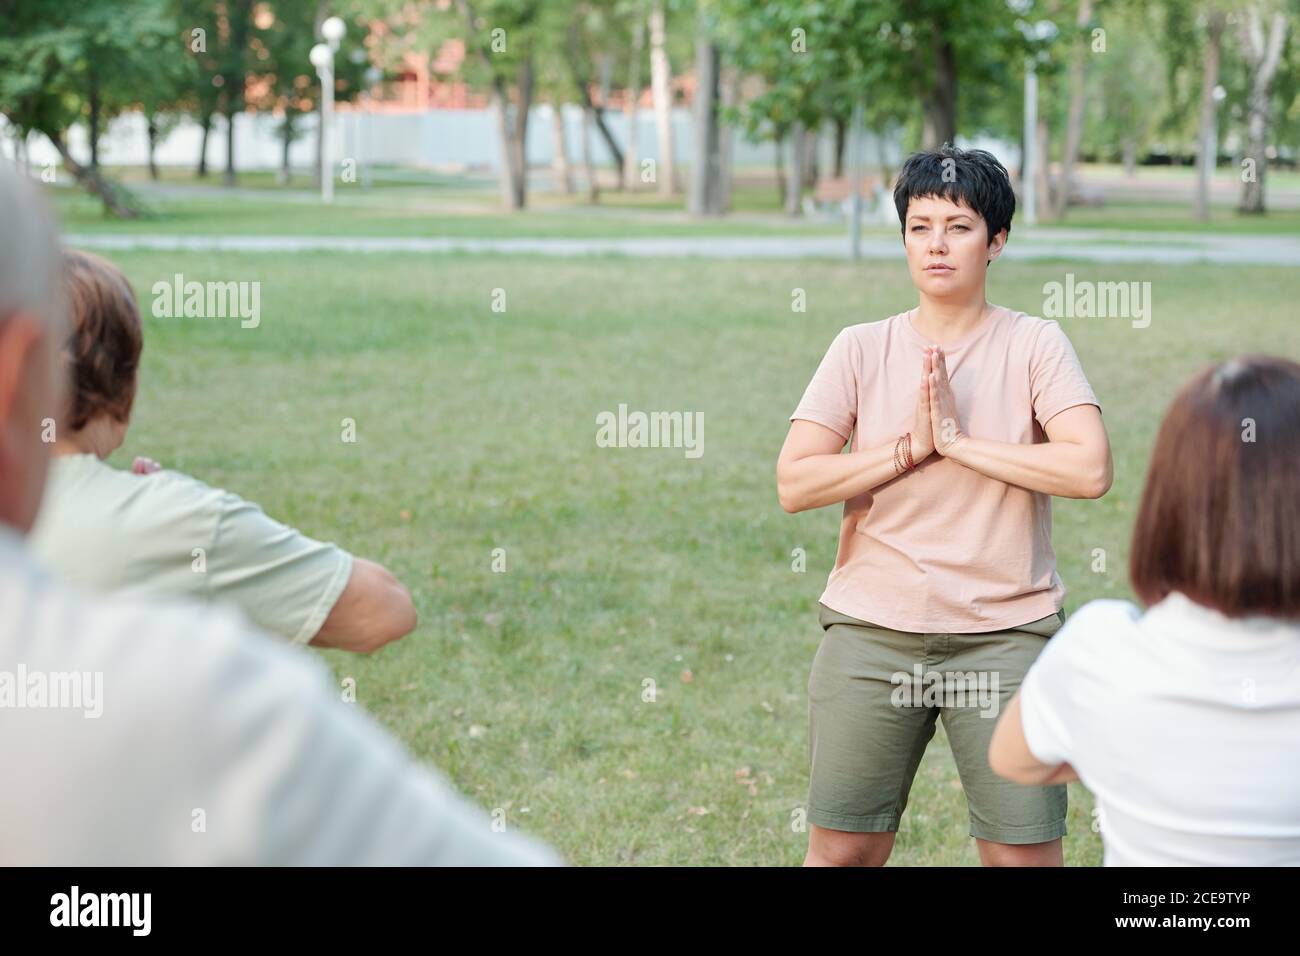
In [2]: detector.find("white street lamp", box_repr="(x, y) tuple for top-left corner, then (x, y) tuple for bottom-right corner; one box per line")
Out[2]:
(321, 16), (346, 50)
(310, 42), (334, 203)
(311, 16), (346, 204)
(1017, 20), (1056, 226)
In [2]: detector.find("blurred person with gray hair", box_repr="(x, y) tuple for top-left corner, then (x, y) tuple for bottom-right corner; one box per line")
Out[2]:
(0, 161), (561, 866)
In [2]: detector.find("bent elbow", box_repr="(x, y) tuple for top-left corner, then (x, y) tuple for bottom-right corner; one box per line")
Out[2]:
(776, 469), (805, 513)
(375, 582), (418, 650)
(352, 580), (418, 654)
(1084, 462), (1114, 499)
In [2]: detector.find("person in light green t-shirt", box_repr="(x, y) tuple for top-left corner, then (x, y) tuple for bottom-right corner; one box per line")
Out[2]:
(29, 249), (416, 653)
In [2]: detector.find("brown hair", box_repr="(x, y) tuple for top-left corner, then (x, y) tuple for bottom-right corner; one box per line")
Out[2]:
(1130, 355), (1300, 620)
(61, 249), (142, 431)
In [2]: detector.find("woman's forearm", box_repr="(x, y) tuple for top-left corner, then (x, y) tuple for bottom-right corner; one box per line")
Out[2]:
(778, 438), (914, 513)
(945, 435), (1108, 499)
(1042, 761), (1081, 786)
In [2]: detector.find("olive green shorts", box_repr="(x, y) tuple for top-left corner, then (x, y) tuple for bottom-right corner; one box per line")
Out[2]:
(807, 604), (1068, 845)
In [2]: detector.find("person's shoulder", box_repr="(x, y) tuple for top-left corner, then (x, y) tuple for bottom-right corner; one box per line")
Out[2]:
(147, 466), (238, 511)
(994, 306), (1065, 340)
(47, 455), (232, 521)
(836, 308), (914, 346)
(33, 457), (216, 560)
(117, 466), (250, 542)
(1053, 599), (1143, 652)
(45, 453), (135, 497)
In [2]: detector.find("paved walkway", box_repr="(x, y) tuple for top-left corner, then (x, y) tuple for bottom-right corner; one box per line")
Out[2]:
(64, 229), (1300, 265)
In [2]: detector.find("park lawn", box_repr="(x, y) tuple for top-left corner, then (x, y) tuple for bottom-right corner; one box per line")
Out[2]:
(1053, 200), (1300, 235)
(50, 180), (852, 239)
(109, 163), (800, 213)
(88, 247), (1299, 866)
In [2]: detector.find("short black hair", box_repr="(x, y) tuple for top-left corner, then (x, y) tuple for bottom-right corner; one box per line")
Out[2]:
(893, 144), (1015, 244)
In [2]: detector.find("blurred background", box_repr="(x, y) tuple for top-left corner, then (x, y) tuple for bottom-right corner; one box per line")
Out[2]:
(6, 0), (1299, 227)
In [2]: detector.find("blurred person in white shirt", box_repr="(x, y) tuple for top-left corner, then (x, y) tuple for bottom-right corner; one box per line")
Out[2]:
(0, 162), (561, 866)
(990, 356), (1300, 866)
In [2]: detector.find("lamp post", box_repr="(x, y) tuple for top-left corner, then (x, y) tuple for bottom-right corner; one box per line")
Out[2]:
(849, 99), (863, 261)
(1017, 19), (1057, 226)
(310, 15), (346, 204)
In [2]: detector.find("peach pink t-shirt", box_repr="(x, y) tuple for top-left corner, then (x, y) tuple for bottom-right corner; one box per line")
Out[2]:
(790, 304), (1100, 633)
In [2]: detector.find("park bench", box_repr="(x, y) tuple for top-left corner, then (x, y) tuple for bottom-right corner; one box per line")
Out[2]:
(806, 174), (891, 221)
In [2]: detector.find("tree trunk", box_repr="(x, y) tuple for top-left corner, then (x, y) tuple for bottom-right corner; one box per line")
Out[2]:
(493, 78), (523, 209)
(833, 116), (846, 178)
(1054, 0), (1095, 219)
(718, 64), (738, 213)
(1122, 139), (1137, 178)
(624, 18), (645, 190)
(512, 57), (533, 207)
(1194, 8), (1226, 221)
(146, 112), (159, 181)
(48, 133), (139, 218)
(784, 120), (805, 217)
(877, 130), (893, 203)
(88, 67), (101, 171)
(919, 30), (957, 149)
(648, 0), (677, 196)
(279, 111), (294, 186)
(774, 133), (786, 207)
(688, 26), (723, 216)
(574, 85), (624, 185)
(552, 101), (573, 194)
(198, 112), (212, 177)
(802, 126), (818, 190)
(1035, 116), (1052, 220)
(566, 25), (623, 187)
(313, 101), (324, 187)
(1237, 8), (1288, 215)
(580, 105), (598, 202)
(222, 0), (252, 188)
(224, 107), (237, 187)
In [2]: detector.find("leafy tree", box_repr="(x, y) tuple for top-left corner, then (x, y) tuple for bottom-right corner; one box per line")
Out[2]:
(0, 0), (174, 216)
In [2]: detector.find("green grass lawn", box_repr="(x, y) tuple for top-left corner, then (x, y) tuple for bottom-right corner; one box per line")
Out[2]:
(1052, 200), (1300, 235)
(54, 188), (852, 239)
(82, 244), (1300, 866)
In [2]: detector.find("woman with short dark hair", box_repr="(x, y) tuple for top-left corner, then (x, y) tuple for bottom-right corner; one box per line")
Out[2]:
(991, 356), (1300, 865)
(779, 145), (1112, 867)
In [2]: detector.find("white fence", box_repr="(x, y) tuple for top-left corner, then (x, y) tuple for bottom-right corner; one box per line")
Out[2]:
(1, 105), (928, 176)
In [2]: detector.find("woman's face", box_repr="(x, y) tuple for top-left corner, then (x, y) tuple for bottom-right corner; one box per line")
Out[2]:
(902, 194), (1006, 299)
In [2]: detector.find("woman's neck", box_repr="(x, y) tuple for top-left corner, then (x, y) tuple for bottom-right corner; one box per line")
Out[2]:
(52, 419), (119, 459)
(914, 294), (991, 346)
